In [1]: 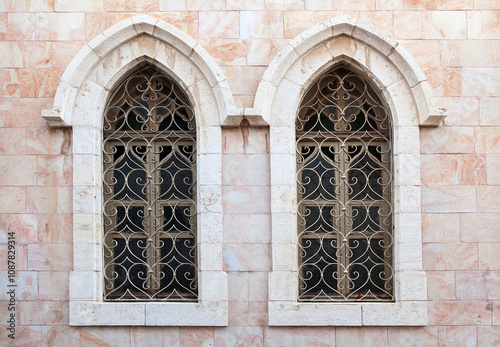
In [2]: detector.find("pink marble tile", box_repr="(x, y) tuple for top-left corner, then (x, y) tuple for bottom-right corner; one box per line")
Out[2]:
(336, 327), (386, 346)
(0, 13), (7, 40)
(221, 66), (266, 95)
(198, 39), (246, 66)
(85, 12), (108, 40)
(81, 327), (131, 346)
(19, 301), (69, 325)
(27, 243), (72, 271)
(403, 0), (445, 9)
(241, 11), (283, 38)
(433, 96), (479, 126)
(421, 154), (486, 185)
(103, 0), (158, 11)
(234, 95), (255, 108)
(461, 213), (500, 242)
(359, 10), (394, 35)
(0, 42), (24, 68)
(27, 0), (54, 12)
(427, 271), (456, 301)
(42, 326), (80, 347)
(265, 326), (336, 346)
(0, 155), (37, 186)
(27, 127), (71, 155)
(0, 98), (51, 127)
(422, 10), (467, 39)
(226, 0), (265, 10)
(428, 301), (491, 325)
(222, 154), (269, 186)
(284, 10), (338, 38)
(494, 302), (500, 325)
(180, 327), (215, 347)
(0, 244), (28, 270)
(156, 12), (199, 38)
(38, 271), (69, 300)
(159, 0), (187, 11)
(20, 42), (51, 68)
(131, 327), (180, 346)
(7, 13), (35, 40)
(475, 127), (500, 154)
(478, 326), (500, 346)
(26, 186), (72, 214)
(214, 326), (264, 347)
(199, 11), (239, 39)
(422, 214), (460, 243)
(304, 0), (333, 10)
(446, 0), (473, 9)
(223, 127), (269, 154)
(228, 301), (267, 326)
(0, 127), (25, 154)
(0, 326), (41, 346)
(37, 155), (72, 186)
(0, 213), (37, 243)
(474, 0), (500, 9)
(222, 186), (270, 213)
(52, 41), (85, 68)
(1, 0), (27, 12)
(424, 68), (461, 97)
(0, 69), (19, 97)
(186, 0), (225, 10)
(480, 98), (500, 126)
(399, 40), (441, 68)
(228, 271), (268, 302)
(423, 242), (478, 270)
(462, 68), (500, 97)
(247, 38), (287, 65)
(421, 126), (474, 154)
(54, 0), (103, 11)
(265, 0), (305, 10)
(20, 68), (63, 98)
(18, 271), (38, 300)
(477, 186), (500, 212)
(388, 327), (438, 346)
(421, 186), (476, 213)
(223, 243), (270, 271)
(438, 326), (477, 347)
(36, 13), (85, 41)
(37, 214), (72, 243)
(223, 213), (270, 243)
(394, 11), (421, 39)
(441, 40), (500, 68)
(0, 187), (25, 213)
(479, 243), (500, 270)
(487, 154), (500, 185)
(456, 271), (500, 300)
(468, 10), (500, 39)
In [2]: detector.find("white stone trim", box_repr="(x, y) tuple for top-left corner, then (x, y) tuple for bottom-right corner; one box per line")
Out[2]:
(44, 15), (228, 326)
(264, 17), (428, 326)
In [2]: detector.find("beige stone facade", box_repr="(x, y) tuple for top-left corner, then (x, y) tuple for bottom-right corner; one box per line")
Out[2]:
(0, 0), (499, 345)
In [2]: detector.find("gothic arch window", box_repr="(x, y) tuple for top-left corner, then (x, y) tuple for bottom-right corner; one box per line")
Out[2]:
(102, 65), (198, 301)
(296, 65), (393, 302)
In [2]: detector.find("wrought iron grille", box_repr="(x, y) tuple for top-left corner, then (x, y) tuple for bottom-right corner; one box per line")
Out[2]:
(296, 65), (394, 302)
(102, 65), (198, 301)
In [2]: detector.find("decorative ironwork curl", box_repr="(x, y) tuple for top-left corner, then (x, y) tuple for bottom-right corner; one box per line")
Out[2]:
(296, 66), (394, 302)
(103, 65), (197, 302)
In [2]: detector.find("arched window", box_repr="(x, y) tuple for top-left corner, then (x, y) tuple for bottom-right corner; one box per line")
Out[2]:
(296, 65), (393, 302)
(102, 65), (198, 301)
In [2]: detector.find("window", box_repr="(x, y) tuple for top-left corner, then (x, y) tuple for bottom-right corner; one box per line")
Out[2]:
(102, 65), (198, 301)
(296, 66), (393, 302)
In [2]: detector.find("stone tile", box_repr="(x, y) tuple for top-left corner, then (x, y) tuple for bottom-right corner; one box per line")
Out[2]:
(0, 326), (41, 346)
(446, 0), (473, 9)
(375, 0), (403, 9)
(7, 13), (35, 40)
(199, 11), (239, 39)
(37, 214), (72, 243)
(0, 0), (27, 12)
(462, 68), (500, 97)
(433, 96), (479, 126)
(265, 327), (336, 345)
(247, 38), (287, 65)
(477, 186), (500, 212)
(480, 97), (500, 126)
(227, 271), (268, 302)
(0, 42), (23, 68)
(38, 271), (69, 300)
(131, 327), (180, 346)
(0, 244), (28, 270)
(214, 326), (264, 347)
(221, 66), (266, 95)
(20, 69), (63, 98)
(461, 213), (500, 242)
(27, 244), (72, 271)
(399, 40), (441, 68)
(421, 126), (474, 154)
(0, 13), (7, 41)
(424, 67), (461, 96)
(305, 0), (333, 10)
(241, 11), (284, 39)
(0, 271), (37, 300)
(441, 40), (500, 67)
(159, 0), (186, 10)
(222, 154), (269, 186)
(54, 0), (103, 11)
(0, 187), (25, 213)
(403, 0), (445, 9)
(0, 213), (37, 243)
(265, 0), (304, 10)
(422, 214), (460, 243)
(456, 271), (500, 300)
(360, 10), (394, 35)
(20, 42), (51, 68)
(228, 301), (267, 326)
(494, 302), (500, 325)
(0, 98), (51, 127)
(198, 39), (246, 66)
(428, 301), (491, 325)
(103, 0), (158, 11)
(180, 327), (215, 346)
(336, 327), (386, 346)
(26, 186), (72, 214)
(156, 12), (199, 38)
(42, 326), (80, 347)
(19, 301), (69, 325)
(186, 0), (225, 10)
(0, 128), (25, 154)
(85, 12), (108, 40)
(421, 154), (486, 185)
(468, 11), (500, 39)
(223, 243), (270, 271)
(394, 11), (421, 39)
(475, 127), (500, 153)
(36, 13), (85, 40)
(423, 242), (478, 270)
(52, 41), (86, 68)
(283, 10), (337, 38)
(478, 326), (500, 346)
(422, 11), (466, 39)
(38, 155), (72, 186)
(388, 327), (438, 346)
(27, 127), (71, 155)
(487, 154), (500, 185)
(438, 326), (477, 347)
(226, 0), (265, 10)
(474, 0), (500, 9)
(479, 243), (500, 270)
(223, 213), (270, 243)
(223, 127), (269, 154)
(427, 271), (456, 301)
(421, 186), (476, 213)
(222, 186), (270, 213)
(81, 327), (131, 346)
(0, 155), (37, 186)
(27, 0), (54, 11)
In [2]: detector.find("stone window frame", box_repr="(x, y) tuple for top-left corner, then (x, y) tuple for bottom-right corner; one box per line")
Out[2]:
(251, 16), (446, 326)
(42, 15), (235, 326)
